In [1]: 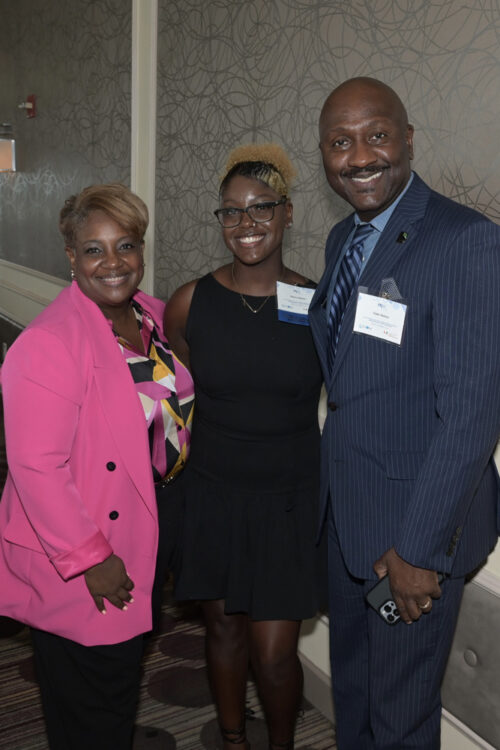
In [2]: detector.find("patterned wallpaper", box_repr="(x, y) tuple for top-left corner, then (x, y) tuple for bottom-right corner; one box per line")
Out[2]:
(2, 1), (500, 293)
(0, 0), (131, 279)
(155, 0), (500, 300)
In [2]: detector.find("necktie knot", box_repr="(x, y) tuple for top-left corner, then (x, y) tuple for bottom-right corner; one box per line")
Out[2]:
(350, 222), (374, 248)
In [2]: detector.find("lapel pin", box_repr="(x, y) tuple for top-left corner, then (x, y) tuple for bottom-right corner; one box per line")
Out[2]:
(397, 231), (409, 243)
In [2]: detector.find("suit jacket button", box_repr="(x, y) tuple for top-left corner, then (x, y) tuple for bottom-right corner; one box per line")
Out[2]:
(328, 402), (337, 411)
(106, 461), (116, 471)
(109, 510), (119, 520)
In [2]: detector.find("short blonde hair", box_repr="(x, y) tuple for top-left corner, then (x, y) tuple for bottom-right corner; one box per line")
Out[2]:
(220, 143), (297, 197)
(59, 183), (149, 247)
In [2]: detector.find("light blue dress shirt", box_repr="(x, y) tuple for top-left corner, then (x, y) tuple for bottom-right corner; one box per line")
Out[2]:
(324, 173), (414, 324)
(350, 171), (415, 273)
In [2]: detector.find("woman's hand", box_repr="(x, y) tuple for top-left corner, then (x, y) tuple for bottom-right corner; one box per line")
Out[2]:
(84, 554), (135, 614)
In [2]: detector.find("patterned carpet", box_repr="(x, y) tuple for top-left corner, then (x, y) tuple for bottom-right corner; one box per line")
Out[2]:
(0, 402), (336, 749)
(0, 589), (336, 749)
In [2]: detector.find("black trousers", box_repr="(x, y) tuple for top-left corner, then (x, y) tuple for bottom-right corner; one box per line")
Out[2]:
(151, 473), (185, 633)
(31, 627), (144, 750)
(31, 477), (184, 748)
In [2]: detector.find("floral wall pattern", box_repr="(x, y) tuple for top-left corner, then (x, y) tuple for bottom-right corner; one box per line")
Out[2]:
(155, 0), (500, 300)
(0, 0), (131, 279)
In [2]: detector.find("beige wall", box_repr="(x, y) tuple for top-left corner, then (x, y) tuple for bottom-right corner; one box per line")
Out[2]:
(3, 0), (500, 294)
(2, 3), (500, 745)
(154, 0), (500, 300)
(153, 6), (500, 746)
(0, 0), (132, 279)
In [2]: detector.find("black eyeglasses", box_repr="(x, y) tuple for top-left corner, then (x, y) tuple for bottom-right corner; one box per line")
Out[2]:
(214, 198), (287, 228)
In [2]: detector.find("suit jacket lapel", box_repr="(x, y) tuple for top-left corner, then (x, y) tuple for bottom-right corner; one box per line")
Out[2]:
(331, 174), (431, 383)
(310, 220), (353, 387)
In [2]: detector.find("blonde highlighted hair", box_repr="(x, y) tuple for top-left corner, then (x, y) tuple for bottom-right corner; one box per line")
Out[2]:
(220, 143), (297, 197)
(59, 183), (149, 247)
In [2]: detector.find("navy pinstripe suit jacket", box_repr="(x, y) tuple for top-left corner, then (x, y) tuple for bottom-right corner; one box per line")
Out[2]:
(309, 173), (500, 579)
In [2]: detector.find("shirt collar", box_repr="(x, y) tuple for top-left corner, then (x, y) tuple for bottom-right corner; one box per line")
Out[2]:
(354, 171), (414, 233)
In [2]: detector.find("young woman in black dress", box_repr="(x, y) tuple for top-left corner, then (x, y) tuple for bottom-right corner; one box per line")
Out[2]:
(165, 144), (323, 750)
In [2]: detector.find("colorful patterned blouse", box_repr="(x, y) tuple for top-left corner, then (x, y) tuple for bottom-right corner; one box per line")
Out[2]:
(115, 300), (194, 483)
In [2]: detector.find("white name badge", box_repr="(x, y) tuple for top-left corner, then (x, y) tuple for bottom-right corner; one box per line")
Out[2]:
(276, 281), (315, 326)
(353, 292), (407, 345)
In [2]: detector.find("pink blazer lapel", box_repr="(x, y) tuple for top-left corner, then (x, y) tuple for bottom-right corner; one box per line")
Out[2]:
(69, 284), (156, 514)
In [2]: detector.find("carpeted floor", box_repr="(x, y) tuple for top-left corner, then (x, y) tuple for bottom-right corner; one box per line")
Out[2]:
(0, 588), (336, 749)
(0, 402), (336, 749)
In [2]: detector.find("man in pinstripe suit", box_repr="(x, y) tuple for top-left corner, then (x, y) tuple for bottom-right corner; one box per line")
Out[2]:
(309, 77), (500, 749)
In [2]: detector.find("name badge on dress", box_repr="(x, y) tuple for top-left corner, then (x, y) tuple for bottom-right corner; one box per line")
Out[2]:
(353, 291), (407, 345)
(276, 281), (315, 326)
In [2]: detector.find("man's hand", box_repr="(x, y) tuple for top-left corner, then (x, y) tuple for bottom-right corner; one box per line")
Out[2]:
(84, 554), (135, 614)
(373, 547), (442, 624)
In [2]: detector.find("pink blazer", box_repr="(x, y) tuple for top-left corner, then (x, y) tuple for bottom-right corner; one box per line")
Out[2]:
(0, 283), (167, 645)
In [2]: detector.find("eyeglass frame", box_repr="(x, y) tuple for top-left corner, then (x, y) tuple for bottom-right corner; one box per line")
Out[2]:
(214, 197), (288, 228)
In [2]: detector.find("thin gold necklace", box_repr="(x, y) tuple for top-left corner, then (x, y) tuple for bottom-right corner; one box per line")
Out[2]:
(231, 263), (284, 314)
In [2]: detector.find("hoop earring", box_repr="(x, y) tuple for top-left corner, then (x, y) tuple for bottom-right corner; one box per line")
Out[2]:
(70, 269), (75, 280)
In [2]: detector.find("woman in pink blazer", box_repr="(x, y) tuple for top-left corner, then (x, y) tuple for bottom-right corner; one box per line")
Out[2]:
(0, 184), (194, 749)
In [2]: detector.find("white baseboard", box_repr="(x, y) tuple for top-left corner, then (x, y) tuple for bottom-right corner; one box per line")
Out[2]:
(473, 566), (500, 598)
(441, 709), (495, 750)
(300, 653), (335, 725)
(300, 633), (491, 750)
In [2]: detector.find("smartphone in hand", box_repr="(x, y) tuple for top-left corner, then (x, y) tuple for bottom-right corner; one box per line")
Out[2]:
(366, 575), (401, 624)
(366, 574), (443, 625)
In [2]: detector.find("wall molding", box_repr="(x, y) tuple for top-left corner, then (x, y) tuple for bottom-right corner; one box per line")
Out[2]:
(0, 259), (67, 327)
(131, 0), (158, 296)
(472, 567), (500, 598)
(300, 654), (335, 725)
(442, 709), (496, 750)
(300, 654), (491, 750)
(300, 576), (500, 750)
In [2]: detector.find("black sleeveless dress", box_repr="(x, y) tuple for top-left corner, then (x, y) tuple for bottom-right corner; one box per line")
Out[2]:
(174, 273), (324, 620)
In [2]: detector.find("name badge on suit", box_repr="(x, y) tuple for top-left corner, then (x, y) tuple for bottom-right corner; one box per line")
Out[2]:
(353, 277), (408, 346)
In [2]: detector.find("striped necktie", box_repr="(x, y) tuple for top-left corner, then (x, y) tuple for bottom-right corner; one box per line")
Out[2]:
(327, 222), (374, 369)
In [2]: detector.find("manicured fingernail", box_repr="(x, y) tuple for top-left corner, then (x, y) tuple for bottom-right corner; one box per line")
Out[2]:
(129, 597), (134, 603)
